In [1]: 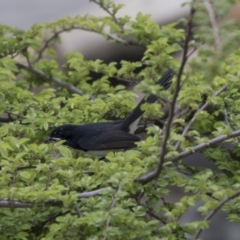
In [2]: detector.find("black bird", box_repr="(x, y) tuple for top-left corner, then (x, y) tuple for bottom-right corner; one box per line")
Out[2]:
(45, 69), (174, 156)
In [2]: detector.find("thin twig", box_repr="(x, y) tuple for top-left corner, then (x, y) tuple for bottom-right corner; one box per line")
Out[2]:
(136, 6), (195, 185)
(157, 6), (195, 173)
(146, 209), (167, 224)
(31, 211), (69, 233)
(26, 54), (32, 67)
(138, 128), (240, 184)
(222, 101), (239, 139)
(202, 0), (222, 51)
(7, 112), (25, 120)
(174, 0), (223, 149)
(173, 108), (190, 120)
(223, 108), (230, 127)
(35, 26), (140, 62)
(17, 63), (87, 96)
(186, 47), (197, 59)
(16, 165), (36, 171)
(35, 27), (101, 62)
(91, 0), (124, 33)
(35, 22), (143, 63)
(0, 117), (14, 123)
(171, 128), (240, 162)
(0, 187), (111, 208)
(35, 28), (72, 63)
(90, 1), (144, 46)
(175, 85), (228, 150)
(103, 186), (121, 240)
(0, 112), (26, 123)
(106, 32), (144, 47)
(74, 202), (83, 217)
(78, 187), (111, 198)
(193, 189), (240, 239)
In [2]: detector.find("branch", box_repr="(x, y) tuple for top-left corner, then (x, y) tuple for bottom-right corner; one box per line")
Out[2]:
(146, 209), (167, 224)
(78, 187), (111, 198)
(34, 22), (144, 63)
(0, 200), (37, 208)
(0, 112), (26, 124)
(0, 187), (111, 208)
(31, 211), (69, 234)
(202, 0), (222, 51)
(0, 117), (14, 123)
(90, 1), (145, 46)
(35, 28), (73, 63)
(74, 202), (83, 218)
(136, 6), (195, 185)
(105, 32), (144, 47)
(138, 129), (240, 184)
(35, 27), (143, 63)
(16, 165), (37, 171)
(17, 63), (86, 96)
(91, 0), (124, 33)
(171, 131), (240, 162)
(175, 85), (228, 150)
(103, 186), (121, 240)
(193, 189), (240, 239)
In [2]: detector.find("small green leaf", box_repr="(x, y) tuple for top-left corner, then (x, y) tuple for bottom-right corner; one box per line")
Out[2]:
(58, 146), (72, 158)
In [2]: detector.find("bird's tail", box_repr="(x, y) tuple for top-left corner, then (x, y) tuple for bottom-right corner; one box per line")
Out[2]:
(119, 69), (174, 132)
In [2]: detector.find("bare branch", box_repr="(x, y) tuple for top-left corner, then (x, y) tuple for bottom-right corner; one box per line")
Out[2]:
(173, 108), (190, 120)
(78, 187), (111, 198)
(193, 189), (240, 239)
(0, 199), (36, 208)
(103, 186), (121, 240)
(202, 0), (222, 51)
(105, 32), (144, 47)
(31, 211), (69, 233)
(146, 209), (167, 224)
(35, 27), (142, 63)
(74, 202), (83, 218)
(0, 187), (111, 208)
(89, 1), (145, 46)
(171, 129), (240, 160)
(222, 102), (238, 142)
(0, 112), (26, 123)
(175, 85), (228, 150)
(7, 112), (25, 120)
(136, 6), (195, 185)
(138, 129), (240, 184)
(17, 63), (86, 96)
(34, 22), (144, 63)
(0, 117), (14, 123)
(91, 0), (124, 33)
(16, 165), (37, 171)
(186, 46), (197, 59)
(34, 28), (73, 63)
(223, 108), (230, 126)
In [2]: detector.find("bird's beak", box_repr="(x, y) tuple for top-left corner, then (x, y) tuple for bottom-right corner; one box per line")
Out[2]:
(44, 137), (62, 143)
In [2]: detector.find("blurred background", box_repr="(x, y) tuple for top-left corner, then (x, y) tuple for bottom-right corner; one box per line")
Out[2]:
(0, 0), (189, 61)
(1, 1), (240, 239)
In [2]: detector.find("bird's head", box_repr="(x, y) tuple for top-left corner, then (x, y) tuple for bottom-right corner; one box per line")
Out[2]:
(45, 124), (75, 143)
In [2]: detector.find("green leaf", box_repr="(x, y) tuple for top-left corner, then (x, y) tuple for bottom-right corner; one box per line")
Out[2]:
(58, 146), (72, 158)
(19, 171), (36, 183)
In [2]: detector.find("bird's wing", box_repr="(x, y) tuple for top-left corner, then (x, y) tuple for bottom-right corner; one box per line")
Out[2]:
(78, 130), (140, 151)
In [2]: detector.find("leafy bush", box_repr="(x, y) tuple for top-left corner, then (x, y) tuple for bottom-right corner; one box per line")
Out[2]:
(0, 0), (240, 239)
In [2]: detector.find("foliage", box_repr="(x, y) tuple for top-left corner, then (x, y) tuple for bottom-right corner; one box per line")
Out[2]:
(0, 0), (240, 239)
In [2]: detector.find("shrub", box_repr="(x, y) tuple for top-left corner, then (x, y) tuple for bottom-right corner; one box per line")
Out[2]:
(0, 0), (240, 239)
